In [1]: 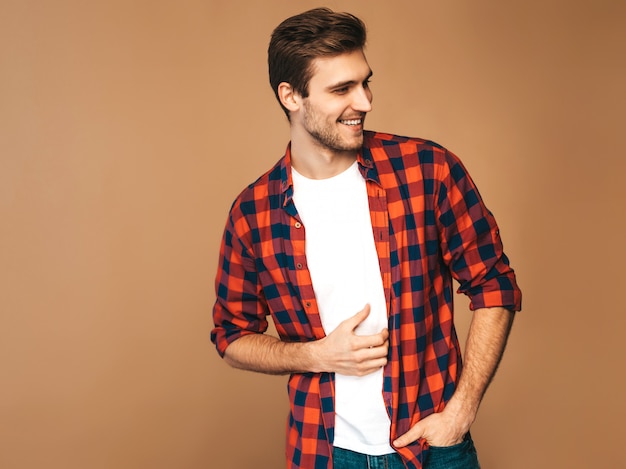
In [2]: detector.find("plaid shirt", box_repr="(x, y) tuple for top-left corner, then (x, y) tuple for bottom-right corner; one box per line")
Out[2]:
(211, 131), (522, 468)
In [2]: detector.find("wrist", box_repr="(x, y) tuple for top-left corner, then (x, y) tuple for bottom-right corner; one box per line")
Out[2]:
(303, 338), (325, 373)
(443, 397), (478, 433)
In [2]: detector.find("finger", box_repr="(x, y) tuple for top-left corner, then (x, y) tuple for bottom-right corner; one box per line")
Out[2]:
(357, 341), (388, 359)
(393, 423), (423, 448)
(354, 329), (388, 349)
(353, 359), (388, 376)
(344, 304), (371, 330)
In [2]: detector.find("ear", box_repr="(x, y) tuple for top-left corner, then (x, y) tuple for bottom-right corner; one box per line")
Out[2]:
(278, 82), (301, 113)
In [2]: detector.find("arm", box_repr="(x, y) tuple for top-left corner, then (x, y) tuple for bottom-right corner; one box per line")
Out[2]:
(392, 147), (520, 448)
(393, 306), (514, 448)
(211, 210), (388, 377)
(224, 304), (389, 376)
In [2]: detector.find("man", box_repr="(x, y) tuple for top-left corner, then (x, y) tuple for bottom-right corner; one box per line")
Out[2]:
(211, 7), (521, 469)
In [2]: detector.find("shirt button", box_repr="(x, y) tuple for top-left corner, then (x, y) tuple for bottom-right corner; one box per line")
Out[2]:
(296, 263), (303, 269)
(294, 221), (302, 229)
(305, 301), (311, 307)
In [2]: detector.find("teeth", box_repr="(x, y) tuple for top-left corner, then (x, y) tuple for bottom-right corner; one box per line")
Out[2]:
(340, 119), (362, 126)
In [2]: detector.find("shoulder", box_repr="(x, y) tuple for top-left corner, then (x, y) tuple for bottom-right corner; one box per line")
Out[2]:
(363, 130), (450, 162)
(229, 156), (285, 217)
(363, 130), (464, 178)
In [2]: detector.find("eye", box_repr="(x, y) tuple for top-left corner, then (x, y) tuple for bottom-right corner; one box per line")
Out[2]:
(334, 86), (350, 94)
(363, 79), (372, 89)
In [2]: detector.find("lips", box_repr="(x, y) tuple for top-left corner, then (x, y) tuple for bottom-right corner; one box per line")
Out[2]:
(339, 118), (363, 126)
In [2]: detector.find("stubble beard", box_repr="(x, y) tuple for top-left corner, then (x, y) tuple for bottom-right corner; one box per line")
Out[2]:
(302, 101), (364, 153)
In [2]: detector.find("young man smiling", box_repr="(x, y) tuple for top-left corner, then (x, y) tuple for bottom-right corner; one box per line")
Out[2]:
(286, 48), (373, 177)
(211, 8), (521, 469)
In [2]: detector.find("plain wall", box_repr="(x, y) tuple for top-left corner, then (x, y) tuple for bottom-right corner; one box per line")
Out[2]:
(1, 0), (625, 468)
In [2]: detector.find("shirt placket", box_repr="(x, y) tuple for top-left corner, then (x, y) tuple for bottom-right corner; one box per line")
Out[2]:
(283, 206), (325, 340)
(282, 194), (336, 453)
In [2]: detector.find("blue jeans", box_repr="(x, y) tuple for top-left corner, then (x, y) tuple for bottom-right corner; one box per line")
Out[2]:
(332, 447), (405, 469)
(424, 434), (480, 469)
(332, 434), (480, 469)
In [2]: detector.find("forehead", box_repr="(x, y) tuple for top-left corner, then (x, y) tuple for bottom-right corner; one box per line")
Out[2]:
(308, 49), (372, 87)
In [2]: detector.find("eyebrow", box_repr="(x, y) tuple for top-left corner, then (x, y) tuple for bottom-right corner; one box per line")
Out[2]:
(326, 70), (374, 91)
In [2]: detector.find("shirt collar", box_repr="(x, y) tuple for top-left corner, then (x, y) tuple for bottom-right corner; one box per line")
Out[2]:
(358, 132), (381, 185)
(280, 133), (381, 199)
(279, 144), (295, 211)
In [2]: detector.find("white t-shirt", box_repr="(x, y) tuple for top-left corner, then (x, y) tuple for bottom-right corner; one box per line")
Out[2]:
(292, 161), (394, 455)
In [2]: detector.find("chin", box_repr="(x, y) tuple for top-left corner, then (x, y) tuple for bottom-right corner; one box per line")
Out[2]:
(346, 137), (364, 151)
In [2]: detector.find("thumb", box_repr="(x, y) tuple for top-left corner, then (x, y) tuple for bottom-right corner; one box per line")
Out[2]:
(345, 304), (371, 331)
(393, 421), (424, 448)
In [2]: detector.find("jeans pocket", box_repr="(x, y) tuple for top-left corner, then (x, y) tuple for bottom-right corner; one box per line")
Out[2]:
(428, 438), (471, 452)
(425, 435), (480, 469)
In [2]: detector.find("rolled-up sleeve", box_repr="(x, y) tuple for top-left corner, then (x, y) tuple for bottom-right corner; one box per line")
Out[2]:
(435, 149), (522, 312)
(210, 206), (269, 357)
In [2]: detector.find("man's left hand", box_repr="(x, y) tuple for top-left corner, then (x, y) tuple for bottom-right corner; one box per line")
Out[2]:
(392, 407), (470, 448)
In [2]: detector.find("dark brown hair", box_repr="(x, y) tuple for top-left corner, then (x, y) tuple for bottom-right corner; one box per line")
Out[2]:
(268, 7), (367, 117)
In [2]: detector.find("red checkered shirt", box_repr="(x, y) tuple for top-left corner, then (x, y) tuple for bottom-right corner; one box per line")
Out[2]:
(211, 131), (522, 468)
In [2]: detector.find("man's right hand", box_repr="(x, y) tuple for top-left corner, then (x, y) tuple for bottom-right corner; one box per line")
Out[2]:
(310, 304), (389, 376)
(223, 304), (389, 376)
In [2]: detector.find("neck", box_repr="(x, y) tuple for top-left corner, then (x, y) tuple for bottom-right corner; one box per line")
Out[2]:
(289, 131), (358, 180)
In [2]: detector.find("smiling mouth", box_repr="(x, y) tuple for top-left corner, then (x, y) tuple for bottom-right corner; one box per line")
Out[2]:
(339, 118), (363, 126)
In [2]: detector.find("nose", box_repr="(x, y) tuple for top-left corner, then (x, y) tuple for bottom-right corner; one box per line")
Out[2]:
(352, 85), (373, 113)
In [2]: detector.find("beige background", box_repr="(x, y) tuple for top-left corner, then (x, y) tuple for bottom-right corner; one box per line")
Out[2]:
(1, 0), (625, 468)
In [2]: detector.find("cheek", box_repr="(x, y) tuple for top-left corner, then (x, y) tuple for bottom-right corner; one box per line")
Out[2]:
(329, 101), (352, 119)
